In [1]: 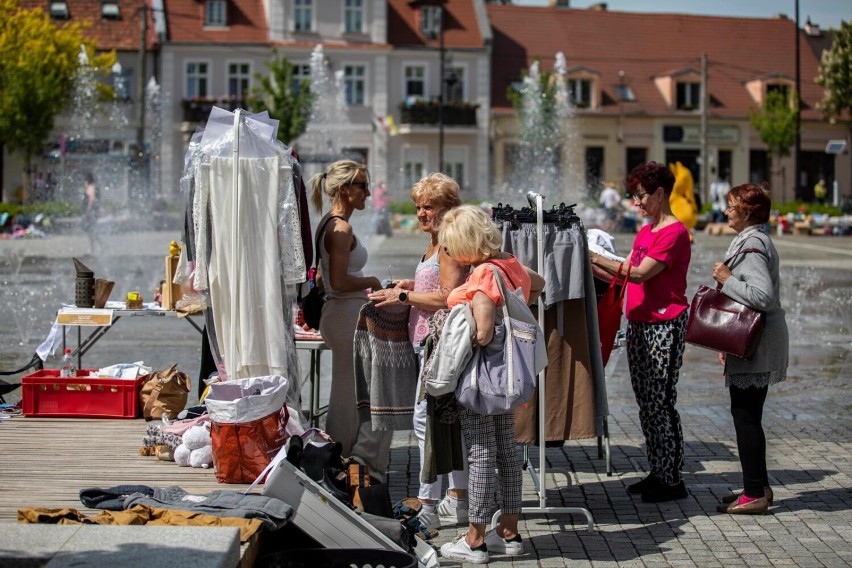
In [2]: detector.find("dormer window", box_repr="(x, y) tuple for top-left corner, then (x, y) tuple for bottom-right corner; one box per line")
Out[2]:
(767, 83), (790, 101)
(569, 78), (592, 108)
(676, 81), (700, 111)
(566, 66), (600, 109)
(614, 84), (635, 102)
(49, 1), (69, 19)
(420, 6), (442, 38)
(205, 0), (227, 27)
(745, 73), (794, 107)
(101, 0), (120, 19)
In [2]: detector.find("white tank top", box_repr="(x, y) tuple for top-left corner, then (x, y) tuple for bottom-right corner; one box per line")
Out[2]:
(319, 216), (368, 299)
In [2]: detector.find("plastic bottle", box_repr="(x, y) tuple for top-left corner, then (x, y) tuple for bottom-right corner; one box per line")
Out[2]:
(60, 348), (76, 378)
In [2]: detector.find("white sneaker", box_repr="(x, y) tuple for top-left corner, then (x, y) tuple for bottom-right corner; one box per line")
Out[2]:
(415, 509), (439, 532)
(484, 529), (524, 556)
(436, 494), (469, 526)
(440, 535), (489, 564)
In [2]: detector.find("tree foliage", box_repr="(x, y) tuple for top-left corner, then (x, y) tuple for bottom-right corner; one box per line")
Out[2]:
(248, 50), (316, 145)
(0, 0), (114, 199)
(815, 20), (852, 125)
(750, 90), (797, 158)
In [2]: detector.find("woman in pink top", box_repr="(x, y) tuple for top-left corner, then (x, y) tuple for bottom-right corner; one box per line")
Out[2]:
(590, 162), (691, 504)
(369, 173), (469, 531)
(437, 205), (544, 565)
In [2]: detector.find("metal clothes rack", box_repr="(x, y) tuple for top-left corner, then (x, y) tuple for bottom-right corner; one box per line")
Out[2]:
(491, 194), (608, 532)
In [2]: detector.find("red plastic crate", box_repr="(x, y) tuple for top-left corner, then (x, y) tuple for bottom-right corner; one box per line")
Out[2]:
(22, 369), (147, 419)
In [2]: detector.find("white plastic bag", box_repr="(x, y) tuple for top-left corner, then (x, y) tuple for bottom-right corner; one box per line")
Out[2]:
(204, 375), (289, 423)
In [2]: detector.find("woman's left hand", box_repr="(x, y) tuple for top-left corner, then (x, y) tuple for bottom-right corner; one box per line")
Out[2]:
(368, 287), (406, 307)
(712, 262), (731, 285)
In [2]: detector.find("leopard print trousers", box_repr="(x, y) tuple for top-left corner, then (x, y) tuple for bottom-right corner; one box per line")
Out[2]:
(626, 311), (688, 485)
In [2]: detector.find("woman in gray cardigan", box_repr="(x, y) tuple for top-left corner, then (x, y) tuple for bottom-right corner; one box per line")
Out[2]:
(711, 183), (788, 515)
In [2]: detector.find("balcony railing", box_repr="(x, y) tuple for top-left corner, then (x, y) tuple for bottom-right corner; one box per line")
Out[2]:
(181, 97), (248, 123)
(398, 101), (479, 126)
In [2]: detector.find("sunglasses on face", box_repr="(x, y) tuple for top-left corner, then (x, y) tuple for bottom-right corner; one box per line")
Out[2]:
(350, 181), (370, 192)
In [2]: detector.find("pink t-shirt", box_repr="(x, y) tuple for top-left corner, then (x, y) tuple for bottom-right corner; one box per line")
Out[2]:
(625, 221), (691, 323)
(447, 256), (531, 308)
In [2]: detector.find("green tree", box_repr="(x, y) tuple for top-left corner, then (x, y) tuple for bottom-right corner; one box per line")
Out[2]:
(750, 89), (797, 197)
(0, 0), (113, 202)
(816, 21), (852, 125)
(248, 50), (316, 146)
(816, 20), (852, 191)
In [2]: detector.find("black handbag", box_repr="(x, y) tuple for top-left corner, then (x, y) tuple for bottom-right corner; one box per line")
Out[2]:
(301, 215), (342, 330)
(685, 246), (768, 359)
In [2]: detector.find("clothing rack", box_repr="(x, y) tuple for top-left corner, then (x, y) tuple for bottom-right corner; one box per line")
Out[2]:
(492, 194), (599, 531)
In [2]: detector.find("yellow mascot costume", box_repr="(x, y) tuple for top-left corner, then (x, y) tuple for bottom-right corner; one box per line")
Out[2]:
(669, 161), (698, 238)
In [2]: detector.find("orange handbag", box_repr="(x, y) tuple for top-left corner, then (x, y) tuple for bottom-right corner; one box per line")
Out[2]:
(597, 261), (631, 366)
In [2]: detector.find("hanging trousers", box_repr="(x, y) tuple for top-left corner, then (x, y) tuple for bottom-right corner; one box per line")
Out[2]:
(626, 312), (687, 486)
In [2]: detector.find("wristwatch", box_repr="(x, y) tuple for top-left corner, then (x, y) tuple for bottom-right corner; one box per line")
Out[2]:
(398, 291), (409, 304)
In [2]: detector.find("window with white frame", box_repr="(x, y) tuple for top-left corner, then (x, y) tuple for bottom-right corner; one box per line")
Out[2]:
(205, 0), (226, 26)
(293, 64), (311, 95)
(186, 62), (209, 98)
(403, 147), (427, 190)
(676, 81), (700, 110)
(445, 66), (465, 104)
(569, 78), (592, 108)
(443, 147), (467, 189)
(228, 62), (251, 99)
(112, 66), (132, 101)
(420, 6), (442, 37)
(344, 0), (364, 34)
(293, 0), (312, 32)
(404, 65), (426, 99)
(345, 65), (366, 106)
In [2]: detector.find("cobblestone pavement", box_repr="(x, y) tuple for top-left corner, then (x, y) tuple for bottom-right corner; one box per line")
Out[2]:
(2, 226), (851, 567)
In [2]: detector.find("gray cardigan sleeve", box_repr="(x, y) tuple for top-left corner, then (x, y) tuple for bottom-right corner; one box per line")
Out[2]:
(720, 242), (776, 312)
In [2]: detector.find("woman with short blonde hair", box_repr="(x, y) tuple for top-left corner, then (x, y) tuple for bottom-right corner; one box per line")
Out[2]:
(369, 173), (469, 531)
(437, 204), (545, 564)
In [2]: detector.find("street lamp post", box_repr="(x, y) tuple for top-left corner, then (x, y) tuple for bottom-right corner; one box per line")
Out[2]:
(438, 3), (445, 174)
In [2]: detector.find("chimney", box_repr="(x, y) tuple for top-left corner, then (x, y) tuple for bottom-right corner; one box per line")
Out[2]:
(588, 2), (608, 10)
(804, 17), (822, 37)
(547, 0), (570, 8)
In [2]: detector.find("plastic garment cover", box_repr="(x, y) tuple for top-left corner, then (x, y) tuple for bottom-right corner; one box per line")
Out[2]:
(178, 107), (304, 404)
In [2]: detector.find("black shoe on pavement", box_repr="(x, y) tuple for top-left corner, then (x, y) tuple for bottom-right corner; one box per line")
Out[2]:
(627, 474), (658, 495)
(641, 480), (688, 503)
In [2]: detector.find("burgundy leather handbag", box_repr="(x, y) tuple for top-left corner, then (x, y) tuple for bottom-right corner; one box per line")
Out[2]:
(685, 247), (768, 359)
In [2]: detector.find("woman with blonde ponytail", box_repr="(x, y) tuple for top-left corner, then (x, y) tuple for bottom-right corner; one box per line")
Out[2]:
(308, 160), (391, 478)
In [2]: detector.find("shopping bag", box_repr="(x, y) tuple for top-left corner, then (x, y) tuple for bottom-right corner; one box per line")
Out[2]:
(597, 261), (631, 366)
(206, 375), (290, 483)
(455, 265), (546, 415)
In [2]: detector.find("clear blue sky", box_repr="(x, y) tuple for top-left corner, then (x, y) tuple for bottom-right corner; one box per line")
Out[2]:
(512, 0), (851, 30)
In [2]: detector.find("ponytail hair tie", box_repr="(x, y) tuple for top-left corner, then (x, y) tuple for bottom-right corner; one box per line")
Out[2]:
(322, 173), (327, 180)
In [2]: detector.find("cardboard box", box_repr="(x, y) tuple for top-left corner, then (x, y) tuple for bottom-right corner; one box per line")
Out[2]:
(22, 369), (147, 419)
(162, 255), (182, 310)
